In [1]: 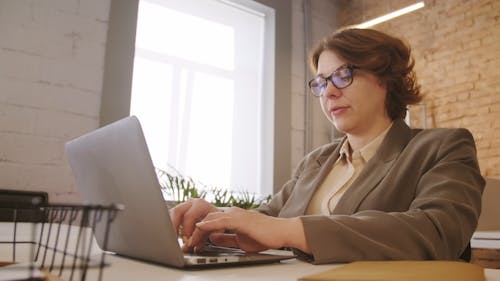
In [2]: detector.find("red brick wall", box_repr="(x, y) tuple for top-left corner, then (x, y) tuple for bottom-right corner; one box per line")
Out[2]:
(336, 0), (500, 178)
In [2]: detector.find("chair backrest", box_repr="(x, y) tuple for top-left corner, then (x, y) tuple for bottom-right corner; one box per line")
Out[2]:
(476, 178), (500, 231)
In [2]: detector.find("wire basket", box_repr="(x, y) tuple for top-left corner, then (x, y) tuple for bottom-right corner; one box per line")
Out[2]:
(0, 203), (123, 281)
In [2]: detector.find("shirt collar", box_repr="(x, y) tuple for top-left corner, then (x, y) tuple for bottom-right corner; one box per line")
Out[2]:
(339, 138), (351, 161)
(339, 122), (394, 163)
(358, 122), (393, 162)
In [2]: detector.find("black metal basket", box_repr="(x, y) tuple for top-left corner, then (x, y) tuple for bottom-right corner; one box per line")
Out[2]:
(0, 203), (123, 281)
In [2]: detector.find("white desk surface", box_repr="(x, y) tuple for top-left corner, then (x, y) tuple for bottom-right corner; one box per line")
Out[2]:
(93, 254), (500, 281)
(2, 223), (500, 281)
(99, 255), (332, 281)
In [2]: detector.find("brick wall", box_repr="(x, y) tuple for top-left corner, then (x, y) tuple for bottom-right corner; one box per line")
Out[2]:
(0, 0), (110, 203)
(290, 0), (339, 173)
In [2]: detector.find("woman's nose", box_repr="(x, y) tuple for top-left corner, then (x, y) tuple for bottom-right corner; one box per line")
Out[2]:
(323, 80), (342, 98)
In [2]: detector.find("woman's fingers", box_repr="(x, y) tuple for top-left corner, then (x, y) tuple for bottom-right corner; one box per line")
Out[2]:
(169, 200), (193, 232)
(209, 230), (268, 253)
(181, 204), (205, 237)
(196, 216), (235, 232)
(189, 213), (232, 248)
(169, 198), (220, 239)
(208, 232), (239, 248)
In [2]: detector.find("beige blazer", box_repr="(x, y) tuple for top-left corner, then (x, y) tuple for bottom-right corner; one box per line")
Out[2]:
(257, 119), (485, 264)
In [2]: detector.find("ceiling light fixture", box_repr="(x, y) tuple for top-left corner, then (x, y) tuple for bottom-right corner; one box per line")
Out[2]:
(353, 1), (425, 29)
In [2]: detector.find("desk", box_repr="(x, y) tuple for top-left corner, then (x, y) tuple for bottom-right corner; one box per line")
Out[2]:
(94, 254), (500, 281)
(2, 223), (500, 281)
(472, 231), (500, 269)
(98, 255), (332, 281)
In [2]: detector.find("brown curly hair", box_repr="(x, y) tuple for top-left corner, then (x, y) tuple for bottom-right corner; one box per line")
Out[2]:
(310, 28), (422, 120)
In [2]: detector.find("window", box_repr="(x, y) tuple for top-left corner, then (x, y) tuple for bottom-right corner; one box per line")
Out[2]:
(130, 0), (275, 196)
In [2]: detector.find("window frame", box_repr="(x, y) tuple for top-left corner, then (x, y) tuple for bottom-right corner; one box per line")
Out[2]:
(100, 0), (291, 195)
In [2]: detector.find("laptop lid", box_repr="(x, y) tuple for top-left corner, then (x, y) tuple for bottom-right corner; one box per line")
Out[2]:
(65, 116), (185, 267)
(65, 116), (293, 268)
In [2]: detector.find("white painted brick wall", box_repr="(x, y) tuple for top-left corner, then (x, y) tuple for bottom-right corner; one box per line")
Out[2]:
(290, 1), (337, 174)
(0, 0), (110, 203)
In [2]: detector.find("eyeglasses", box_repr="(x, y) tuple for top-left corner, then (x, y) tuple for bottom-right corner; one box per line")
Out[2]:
(308, 64), (359, 97)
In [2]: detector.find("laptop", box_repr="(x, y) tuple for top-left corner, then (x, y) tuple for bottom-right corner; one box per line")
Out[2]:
(64, 115), (294, 268)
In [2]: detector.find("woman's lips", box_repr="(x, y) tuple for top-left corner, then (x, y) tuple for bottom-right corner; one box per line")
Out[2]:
(331, 106), (349, 116)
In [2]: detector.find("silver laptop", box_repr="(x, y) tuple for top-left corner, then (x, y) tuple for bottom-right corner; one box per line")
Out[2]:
(65, 115), (294, 268)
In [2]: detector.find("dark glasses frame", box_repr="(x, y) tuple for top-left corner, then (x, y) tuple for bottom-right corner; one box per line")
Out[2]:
(308, 64), (359, 97)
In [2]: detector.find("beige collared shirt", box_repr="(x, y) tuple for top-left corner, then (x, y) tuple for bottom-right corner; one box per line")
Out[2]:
(305, 124), (393, 215)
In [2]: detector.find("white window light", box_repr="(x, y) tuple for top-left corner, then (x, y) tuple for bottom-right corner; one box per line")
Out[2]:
(353, 2), (425, 29)
(131, 0), (275, 197)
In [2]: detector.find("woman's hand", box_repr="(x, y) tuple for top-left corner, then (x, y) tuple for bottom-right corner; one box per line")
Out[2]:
(188, 207), (310, 254)
(169, 198), (219, 250)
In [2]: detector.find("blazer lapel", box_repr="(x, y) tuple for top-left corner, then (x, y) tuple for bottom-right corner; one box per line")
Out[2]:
(333, 119), (413, 215)
(279, 138), (345, 217)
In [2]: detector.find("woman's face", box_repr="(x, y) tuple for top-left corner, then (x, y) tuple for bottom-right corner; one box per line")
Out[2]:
(317, 50), (390, 136)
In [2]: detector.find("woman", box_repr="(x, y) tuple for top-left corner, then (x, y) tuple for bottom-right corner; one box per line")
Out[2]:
(170, 28), (484, 264)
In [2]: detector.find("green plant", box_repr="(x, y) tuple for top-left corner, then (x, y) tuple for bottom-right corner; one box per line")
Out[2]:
(209, 187), (272, 209)
(156, 167), (271, 209)
(157, 168), (206, 203)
